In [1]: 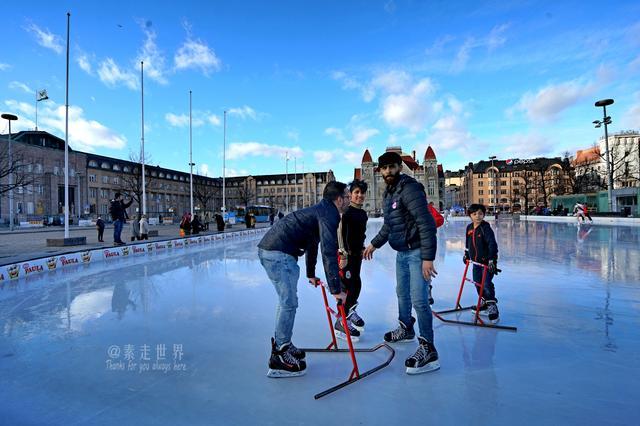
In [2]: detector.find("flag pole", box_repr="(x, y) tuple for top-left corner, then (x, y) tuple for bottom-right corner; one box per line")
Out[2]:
(64, 12), (70, 238)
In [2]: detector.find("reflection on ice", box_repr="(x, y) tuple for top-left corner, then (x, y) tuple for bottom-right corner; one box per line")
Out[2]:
(0, 223), (638, 425)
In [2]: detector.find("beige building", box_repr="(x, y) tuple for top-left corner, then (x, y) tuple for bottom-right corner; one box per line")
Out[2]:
(354, 145), (445, 215)
(1, 130), (335, 225)
(460, 157), (573, 213)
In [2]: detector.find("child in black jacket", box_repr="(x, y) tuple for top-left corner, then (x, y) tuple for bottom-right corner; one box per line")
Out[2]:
(335, 179), (369, 341)
(464, 204), (500, 321)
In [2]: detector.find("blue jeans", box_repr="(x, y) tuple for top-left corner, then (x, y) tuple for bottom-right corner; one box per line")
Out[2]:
(113, 219), (124, 243)
(472, 265), (496, 302)
(396, 249), (434, 343)
(258, 248), (300, 347)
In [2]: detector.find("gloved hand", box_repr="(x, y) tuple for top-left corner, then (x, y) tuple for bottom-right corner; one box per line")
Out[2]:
(463, 253), (469, 265)
(488, 260), (501, 275)
(308, 277), (322, 287)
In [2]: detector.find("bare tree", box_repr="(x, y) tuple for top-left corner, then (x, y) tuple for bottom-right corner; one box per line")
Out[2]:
(193, 177), (220, 214)
(237, 181), (256, 206)
(592, 139), (640, 188)
(0, 142), (33, 197)
(116, 153), (154, 213)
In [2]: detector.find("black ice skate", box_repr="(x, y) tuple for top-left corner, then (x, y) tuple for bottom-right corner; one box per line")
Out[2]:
(288, 341), (306, 360)
(471, 298), (489, 316)
(267, 338), (307, 378)
(405, 336), (440, 375)
(334, 318), (360, 342)
(486, 301), (499, 322)
(383, 317), (416, 343)
(347, 303), (365, 331)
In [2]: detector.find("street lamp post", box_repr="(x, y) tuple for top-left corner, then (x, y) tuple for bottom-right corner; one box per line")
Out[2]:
(1, 113), (18, 231)
(594, 98), (614, 212)
(285, 152), (289, 213)
(489, 155), (497, 213)
(189, 90), (194, 218)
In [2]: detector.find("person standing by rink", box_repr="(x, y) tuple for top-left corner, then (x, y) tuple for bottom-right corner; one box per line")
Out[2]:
(464, 204), (500, 322)
(258, 181), (350, 378)
(96, 216), (105, 242)
(363, 151), (440, 375)
(335, 179), (369, 342)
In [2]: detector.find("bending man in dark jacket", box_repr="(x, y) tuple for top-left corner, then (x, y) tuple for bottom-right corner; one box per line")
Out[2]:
(258, 181), (350, 378)
(363, 151), (439, 375)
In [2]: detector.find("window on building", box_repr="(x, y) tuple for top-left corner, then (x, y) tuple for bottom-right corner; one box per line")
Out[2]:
(90, 188), (97, 198)
(113, 164), (120, 171)
(478, 190), (484, 195)
(113, 177), (119, 185)
(89, 174), (96, 182)
(101, 162), (110, 169)
(102, 176), (109, 184)
(89, 160), (98, 167)
(501, 189), (507, 194)
(479, 198), (484, 203)
(478, 181), (483, 187)
(123, 166), (130, 173)
(53, 166), (60, 175)
(501, 181), (507, 186)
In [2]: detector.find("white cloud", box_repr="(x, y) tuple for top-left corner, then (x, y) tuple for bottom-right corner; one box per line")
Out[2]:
(25, 23), (63, 54)
(325, 127), (344, 139)
(510, 78), (596, 123)
(165, 113), (190, 127)
(425, 115), (475, 151)
(97, 58), (138, 90)
(9, 81), (33, 94)
(137, 26), (168, 85)
(0, 63), (10, 71)
(208, 114), (221, 126)
(166, 111), (220, 128)
(227, 106), (258, 120)
(451, 38), (474, 73)
(226, 142), (303, 160)
(225, 168), (250, 177)
(500, 133), (555, 157)
(5, 99), (127, 152)
(314, 150), (335, 164)
(382, 77), (436, 131)
(331, 71), (375, 102)
(77, 53), (93, 75)
(325, 121), (379, 146)
(174, 39), (221, 75)
(199, 163), (210, 176)
(351, 128), (380, 145)
(286, 130), (299, 141)
(451, 24), (510, 73)
(620, 92), (640, 128)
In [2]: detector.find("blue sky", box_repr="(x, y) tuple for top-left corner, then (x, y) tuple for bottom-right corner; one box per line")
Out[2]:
(2, 0), (639, 182)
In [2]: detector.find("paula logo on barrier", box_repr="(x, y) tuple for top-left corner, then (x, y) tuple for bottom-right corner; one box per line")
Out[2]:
(122, 246), (130, 256)
(147, 243), (153, 252)
(167, 241), (173, 249)
(46, 257), (58, 271)
(133, 245), (145, 254)
(155, 242), (166, 250)
(81, 251), (92, 263)
(60, 255), (79, 267)
(104, 249), (120, 259)
(23, 262), (44, 275)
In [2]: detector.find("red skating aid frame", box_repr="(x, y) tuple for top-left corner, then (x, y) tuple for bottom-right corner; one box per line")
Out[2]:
(301, 281), (395, 399)
(432, 259), (517, 332)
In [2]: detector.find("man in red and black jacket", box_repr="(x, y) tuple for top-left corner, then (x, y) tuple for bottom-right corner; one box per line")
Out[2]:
(464, 203), (500, 321)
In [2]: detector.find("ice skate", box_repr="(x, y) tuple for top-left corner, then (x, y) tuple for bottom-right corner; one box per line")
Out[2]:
(383, 317), (416, 343)
(267, 338), (307, 378)
(486, 301), (499, 322)
(334, 318), (360, 342)
(347, 303), (365, 331)
(405, 337), (440, 375)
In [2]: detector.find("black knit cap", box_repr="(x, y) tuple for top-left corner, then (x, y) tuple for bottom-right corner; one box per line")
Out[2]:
(378, 151), (402, 167)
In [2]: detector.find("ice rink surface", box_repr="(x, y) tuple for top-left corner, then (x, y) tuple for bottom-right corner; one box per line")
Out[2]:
(1, 219), (639, 425)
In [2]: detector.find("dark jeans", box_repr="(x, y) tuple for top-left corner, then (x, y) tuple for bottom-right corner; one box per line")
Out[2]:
(342, 255), (363, 312)
(472, 264), (497, 302)
(113, 219), (124, 243)
(97, 228), (104, 241)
